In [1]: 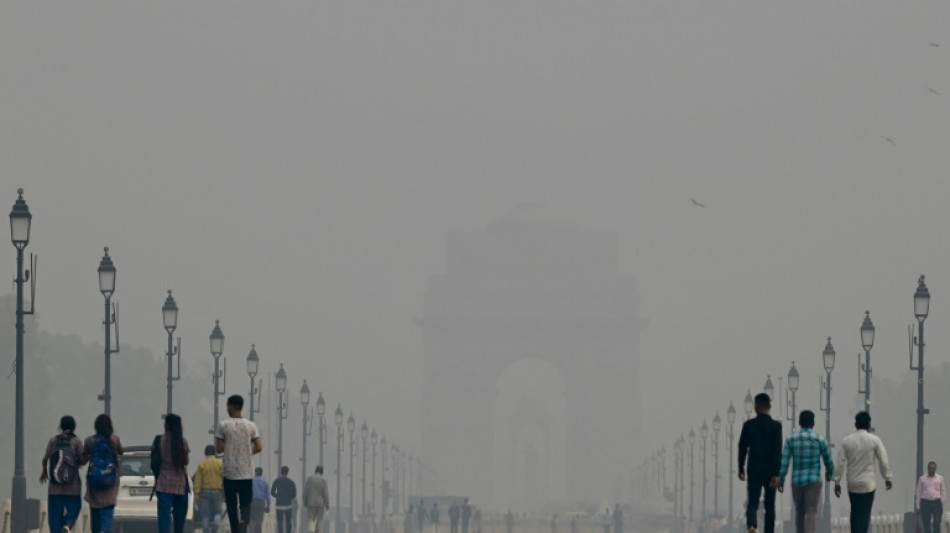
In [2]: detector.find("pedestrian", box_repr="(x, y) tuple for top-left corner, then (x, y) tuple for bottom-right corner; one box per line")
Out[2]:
(504, 509), (513, 533)
(272, 466), (297, 533)
(215, 394), (263, 533)
(82, 414), (124, 533)
(917, 461), (946, 533)
(431, 503), (440, 533)
(155, 414), (191, 533)
(461, 502), (472, 533)
(737, 393), (783, 533)
(405, 504), (416, 533)
(569, 515), (577, 533)
(417, 500), (429, 533)
(612, 505), (623, 533)
(833, 411), (892, 533)
(303, 465), (330, 533)
(450, 503), (461, 533)
(601, 508), (610, 533)
(774, 410), (834, 533)
(41, 415), (85, 533)
(194, 444), (224, 533)
(251, 467), (271, 533)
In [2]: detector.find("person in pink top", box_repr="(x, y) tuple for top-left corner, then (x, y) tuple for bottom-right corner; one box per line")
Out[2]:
(917, 461), (947, 533)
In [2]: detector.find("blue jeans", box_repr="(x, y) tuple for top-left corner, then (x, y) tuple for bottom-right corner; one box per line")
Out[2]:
(199, 490), (224, 533)
(158, 491), (190, 533)
(90, 506), (115, 533)
(48, 494), (82, 532)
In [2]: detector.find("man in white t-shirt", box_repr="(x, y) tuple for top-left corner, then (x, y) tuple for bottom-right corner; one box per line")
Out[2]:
(216, 394), (263, 533)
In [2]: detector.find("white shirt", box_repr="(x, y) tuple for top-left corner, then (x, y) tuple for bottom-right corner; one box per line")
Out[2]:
(215, 417), (260, 480)
(833, 429), (892, 494)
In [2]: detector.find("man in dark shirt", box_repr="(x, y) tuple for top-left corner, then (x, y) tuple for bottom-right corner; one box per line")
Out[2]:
(271, 466), (297, 533)
(737, 393), (783, 533)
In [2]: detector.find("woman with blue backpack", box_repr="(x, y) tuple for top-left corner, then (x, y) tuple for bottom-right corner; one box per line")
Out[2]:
(82, 414), (124, 533)
(154, 413), (191, 533)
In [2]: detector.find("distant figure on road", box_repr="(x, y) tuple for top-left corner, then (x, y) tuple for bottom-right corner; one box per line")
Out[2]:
(833, 412), (892, 533)
(251, 467), (271, 533)
(774, 410), (833, 533)
(570, 515), (577, 533)
(41, 415), (86, 533)
(738, 393), (783, 533)
(405, 504), (416, 533)
(216, 394), (263, 533)
(612, 504), (623, 533)
(505, 509), (514, 533)
(194, 444), (224, 533)
(550, 514), (557, 533)
(917, 461), (947, 533)
(418, 500), (429, 533)
(601, 508), (610, 533)
(461, 502), (472, 533)
(272, 466), (297, 533)
(303, 465), (330, 533)
(431, 502), (440, 533)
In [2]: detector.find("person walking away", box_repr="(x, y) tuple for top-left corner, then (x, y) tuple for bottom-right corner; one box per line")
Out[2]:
(251, 468), (271, 533)
(216, 394), (263, 533)
(461, 503), (472, 533)
(450, 503), (461, 533)
(601, 508), (610, 533)
(155, 414), (191, 533)
(272, 466), (297, 533)
(405, 504), (416, 533)
(917, 462), (946, 533)
(41, 415), (85, 533)
(569, 515), (576, 533)
(82, 414), (124, 533)
(195, 445), (224, 533)
(833, 412), (892, 533)
(431, 503), (440, 533)
(303, 466), (330, 533)
(612, 505), (623, 533)
(738, 393), (783, 533)
(504, 509), (513, 533)
(773, 410), (834, 533)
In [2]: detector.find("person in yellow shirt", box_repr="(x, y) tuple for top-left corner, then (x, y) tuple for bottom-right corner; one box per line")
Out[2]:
(194, 445), (224, 533)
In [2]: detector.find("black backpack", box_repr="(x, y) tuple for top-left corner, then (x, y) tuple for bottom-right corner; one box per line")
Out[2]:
(150, 434), (163, 478)
(47, 433), (79, 485)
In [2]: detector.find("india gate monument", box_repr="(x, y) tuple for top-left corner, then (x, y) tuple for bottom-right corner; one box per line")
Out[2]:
(418, 204), (645, 509)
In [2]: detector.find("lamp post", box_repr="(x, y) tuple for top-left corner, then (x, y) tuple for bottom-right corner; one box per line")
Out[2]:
(9, 188), (34, 533)
(726, 402), (736, 526)
(275, 364), (288, 470)
(348, 413), (356, 526)
(401, 451), (407, 511)
(911, 276), (931, 486)
(98, 247), (119, 415)
(688, 428), (696, 524)
(744, 389), (754, 421)
(380, 436), (388, 515)
(859, 311), (875, 414)
(712, 412), (721, 517)
(162, 290), (181, 415)
(700, 420), (708, 522)
(764, 374), (774, 400)
(391, 443), (399, 514)
(819, 337), (836, 533)
(361, 421), (369, 519)
(787, 362), (799, 431)
(317, 393), (327, 467)
(209, 321), (226, 441)
(673, 436), (683, 519)
(300, 381), (313, 533)
(678, 435), (686, 520)
(659, 446), (667, 496)
(371, 429), (378, 519)
(335, 405), (344, 533)
(246, 345), (262, 422)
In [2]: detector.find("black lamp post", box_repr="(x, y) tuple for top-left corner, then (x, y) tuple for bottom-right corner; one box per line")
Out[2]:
(209, 321), (226, 441)
(700, 420), (709, 522)
(763, 374), (774, 400)
(98, 247), (119, 415)
(246, 345), (262, 422)
(9, 189), (34, 533)
(911, 276), (931, 486)
(726, 402), (736, 526)
(787, 363), (799, 431)
(744, 390), (754, 421)
(162, 291), (181, 416)
(712, 412), (721, 517)
(859, 311), (875, 414)
(673, 436), (683, 519)
(335, 404), (344, 533)
(401, 451), (407, 511)
(371, 429), (378, 520)
(300, 381), (313, 533)
(361, 421), (369, 519)
(380, 436), (388, 515)
(276, 364), (288, 470)
(317, 392), (327, 467)
(348, 413), (356, 525)
(688, 428), (696, 525)
(819, 337), (836, 533)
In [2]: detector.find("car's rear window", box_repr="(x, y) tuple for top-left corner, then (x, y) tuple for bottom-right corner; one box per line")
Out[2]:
(119, 455), (152, 477)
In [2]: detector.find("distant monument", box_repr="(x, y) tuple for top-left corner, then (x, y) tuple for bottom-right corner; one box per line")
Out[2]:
(417, 204), (645, 508)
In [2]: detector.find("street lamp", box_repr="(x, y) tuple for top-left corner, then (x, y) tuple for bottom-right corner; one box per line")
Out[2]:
(819, 337), (836, 533)
(317, 392), (327, 467)
(361, 421), (369, 519)
(787, 362), (799, 431)
(688, 428), (696, 524)
(391, 443), (399, 514)
(371, 429), (378, 520)
(401, 451), (407, 511)
(712, 412), (721, 517)
(744, 389), (754, 420)
(380, 435), (388, 515)
(700, 420), (709, 522)
(98, 247), (120, 415)
(911, 275), (931, 485)
(335, 404), (344, 533)
(859, 311), (875, 414)
(275, 364), (288, 470)
(9, 188), (35, 533)
(673, 436), (683, 519)
(763, 374), (774, 400)
(246, 345), (262, 422)
(348, 413), (356, 525)
(162, 290), (181, 415)
(300, 381), (313, 533)
(209, 320), (226, 441)
(726, 402), (736, 526)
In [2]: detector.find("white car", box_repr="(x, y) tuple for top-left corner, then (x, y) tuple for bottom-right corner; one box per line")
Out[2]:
(113, 445), (195, 533)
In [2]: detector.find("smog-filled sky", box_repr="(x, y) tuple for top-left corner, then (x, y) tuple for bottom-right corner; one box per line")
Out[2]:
(2, 1), (950, 513)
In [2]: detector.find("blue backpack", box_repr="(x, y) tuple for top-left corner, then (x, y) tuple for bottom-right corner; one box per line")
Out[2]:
(86, 435), (116, 489)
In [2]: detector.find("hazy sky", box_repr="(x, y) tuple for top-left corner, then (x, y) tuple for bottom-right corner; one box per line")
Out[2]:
(2, 1), (949, 472)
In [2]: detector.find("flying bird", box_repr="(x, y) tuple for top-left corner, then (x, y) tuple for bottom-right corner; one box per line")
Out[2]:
(929, 43), (940, 47)
(882, 136), (897, 146)
(690, 198), (706, 208)
(927, 87), (941, 96)
(6, 360), (14, 380)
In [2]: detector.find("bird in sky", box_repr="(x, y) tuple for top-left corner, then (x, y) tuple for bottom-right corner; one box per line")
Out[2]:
(927, 87), (941, 96)
(882, 136), (897, 146)
(690, 198), (706, 208)
(929, 43), (940, 47)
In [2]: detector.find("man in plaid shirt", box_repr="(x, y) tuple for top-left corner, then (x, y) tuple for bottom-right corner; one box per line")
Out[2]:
(773, 411), (834, 533)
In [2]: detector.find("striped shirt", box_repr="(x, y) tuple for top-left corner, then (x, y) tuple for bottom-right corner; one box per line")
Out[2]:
(778, 428), (834, 487)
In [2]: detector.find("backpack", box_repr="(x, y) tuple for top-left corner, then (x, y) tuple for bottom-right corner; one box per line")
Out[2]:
(47, 433), (79, 485)
(86, 435), (117, 489)
(150, 434), (162, 478)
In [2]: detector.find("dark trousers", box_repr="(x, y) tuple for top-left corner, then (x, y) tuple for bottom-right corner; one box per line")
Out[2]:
(48, 494), (82, 533)
(157, 491), (190, 533)
(847, 491), (875, 533)
(224, 478), (254, 533)
(746, 476), (777, 533)
(920, 500), (943, 533)
(277, 509), (294, 533)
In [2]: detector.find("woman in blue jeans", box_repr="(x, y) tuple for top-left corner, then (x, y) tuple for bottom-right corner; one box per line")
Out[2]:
(155, 414), (191, 533)
(83, 414), (124, 533)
